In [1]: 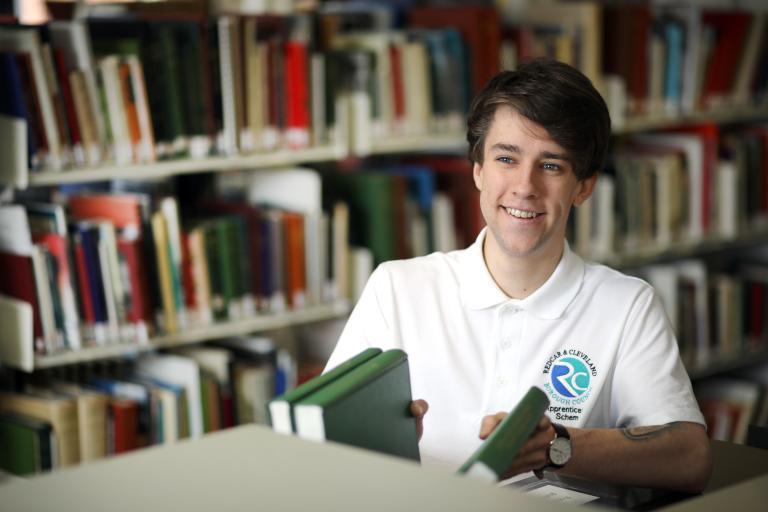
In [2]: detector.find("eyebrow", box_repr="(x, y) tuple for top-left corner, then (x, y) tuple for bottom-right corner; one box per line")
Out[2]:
(489, 143), (572, 163)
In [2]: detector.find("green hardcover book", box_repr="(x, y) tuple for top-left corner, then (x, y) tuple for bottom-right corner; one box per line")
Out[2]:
(0, 413), (53, 476)
(323, 172), (397, 265)
(293, 349), (420, 462)
(268, 347), (383, 434)
(457, 386), (550, 482)
(216, 218), (239, 318)
(202, 220), (227, 321)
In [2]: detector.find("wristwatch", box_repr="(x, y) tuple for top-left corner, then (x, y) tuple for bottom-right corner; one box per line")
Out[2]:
(543, 423), (572, 471)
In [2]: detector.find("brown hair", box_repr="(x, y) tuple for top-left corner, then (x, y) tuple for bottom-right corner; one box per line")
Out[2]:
(466, 59), (611, 181)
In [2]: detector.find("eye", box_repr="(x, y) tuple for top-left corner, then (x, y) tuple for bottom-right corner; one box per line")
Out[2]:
(496, 156), (515, 165)
(541, 162), (562, 172)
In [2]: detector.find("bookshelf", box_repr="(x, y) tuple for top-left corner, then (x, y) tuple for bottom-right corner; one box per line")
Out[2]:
(27, 144), (346, 185)
(2, 0), (768, 477)
(601, 227), (768, 270)
(32, 298), (349, 370)
(615, 106), (768, 135)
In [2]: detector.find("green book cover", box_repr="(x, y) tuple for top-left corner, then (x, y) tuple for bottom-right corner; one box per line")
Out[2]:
(216, 218), (239, 316)
(294, 349), (420, 462)
(202, 220), (227, 321)
(457, 386), (550, 482)
(323, 172), (396, 265)
(268, 347), (383, 434)
(172, 22), (207, 137)
(0, 413), (53, 476)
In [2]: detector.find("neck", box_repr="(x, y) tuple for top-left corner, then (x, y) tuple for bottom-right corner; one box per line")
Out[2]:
(482, 235), (565, 300)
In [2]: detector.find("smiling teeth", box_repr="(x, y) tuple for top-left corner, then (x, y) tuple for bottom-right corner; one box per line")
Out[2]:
(506, 207), (539, 219)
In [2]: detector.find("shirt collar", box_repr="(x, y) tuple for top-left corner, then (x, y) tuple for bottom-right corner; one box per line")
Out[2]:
(459, 228), (585, 319)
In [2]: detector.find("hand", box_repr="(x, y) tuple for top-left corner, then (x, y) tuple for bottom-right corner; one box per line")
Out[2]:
(478, 413), (555, 479)
(410, 399), (429, 441)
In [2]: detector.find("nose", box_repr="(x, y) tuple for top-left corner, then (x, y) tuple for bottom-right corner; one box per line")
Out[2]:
(511, 162), (538, 198)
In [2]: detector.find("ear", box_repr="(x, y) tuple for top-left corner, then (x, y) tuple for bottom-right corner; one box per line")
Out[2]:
(472, 161), (483, 191)
(573, 174), (598, 206)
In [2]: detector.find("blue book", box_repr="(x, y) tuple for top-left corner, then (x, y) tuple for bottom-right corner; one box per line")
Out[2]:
(664, 19), (684, 112)
(0, 51), (36, 161)
(76, 223), (108, 324)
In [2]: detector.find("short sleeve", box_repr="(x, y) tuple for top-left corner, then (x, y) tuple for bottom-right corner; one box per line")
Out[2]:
(323, 265), (397, 372)
(609, 286), (705, 428)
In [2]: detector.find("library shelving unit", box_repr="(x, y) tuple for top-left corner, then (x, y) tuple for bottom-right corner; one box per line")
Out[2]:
(3, 1), (768, 471)
(33, 299), (351, 370)
(0, 129), (469, 373)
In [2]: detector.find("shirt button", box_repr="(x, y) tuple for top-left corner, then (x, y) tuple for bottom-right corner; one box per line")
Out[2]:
(501, 338), (512, 349)
(496, 377), (507, 387)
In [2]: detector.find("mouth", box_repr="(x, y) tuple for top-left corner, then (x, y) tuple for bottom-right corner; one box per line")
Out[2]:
(504, 206), (542, 219)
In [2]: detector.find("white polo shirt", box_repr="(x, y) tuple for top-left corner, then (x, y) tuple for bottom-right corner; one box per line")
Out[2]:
(326, 229), (705, 471)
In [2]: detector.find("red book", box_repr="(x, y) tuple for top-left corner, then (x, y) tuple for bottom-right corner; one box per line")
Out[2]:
(408, 5), (500, 95)
(389, 43), (405, 122)
(110, 398), (139, 454)
(284, 40), (309, 147)
(52, 48), (82, 147)
(180, 231), (196, 310)
(603, 4), (650, 115)
(116, 236), (152, 325)
(282, 212), (305, 309)
(669, 123), (719, 233)
(0, 250), (43, 344)
(118, 61), (142, 152)
(700, 11), (752, 108)
(628, 6), (651, 114)
(220, 392), (234, 429)
(68, 194), (145, 229)
(72, 235), (95, 325)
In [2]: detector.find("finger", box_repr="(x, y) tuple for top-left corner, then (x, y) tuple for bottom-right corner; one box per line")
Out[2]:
(410, 399), (429, 419)
(479, 412), (507, 440)
(535, 415), (552, 432)
(410, 400), (429, 442)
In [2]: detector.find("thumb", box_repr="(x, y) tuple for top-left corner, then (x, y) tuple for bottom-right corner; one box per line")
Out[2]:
(479, 412), (507, 440)
(410, 399), (429, 418)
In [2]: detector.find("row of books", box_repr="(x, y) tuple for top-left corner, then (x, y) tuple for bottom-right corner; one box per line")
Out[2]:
(696, 370), (768, 445)
(267, 345), (552, 484)
(0, 161), (480, 360)
(0, 3), (499, 173)
(573, 122), (768, 260)
(602, 3), (768, 117)
(0, 335), (298, 476)
(0, 167), (351, 355)
(629, 259), (768, 371)
(501, 2), (768, 125)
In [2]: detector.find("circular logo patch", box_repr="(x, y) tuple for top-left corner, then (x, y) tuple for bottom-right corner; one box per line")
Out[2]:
(550, 356), (591, 398)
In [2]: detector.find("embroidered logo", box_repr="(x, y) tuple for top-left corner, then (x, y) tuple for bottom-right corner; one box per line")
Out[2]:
(551, 357), (590, 398)
(541, 350), (598, 421)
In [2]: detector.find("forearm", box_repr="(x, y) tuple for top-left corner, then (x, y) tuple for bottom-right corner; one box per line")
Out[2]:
(559, 422), (712, 493)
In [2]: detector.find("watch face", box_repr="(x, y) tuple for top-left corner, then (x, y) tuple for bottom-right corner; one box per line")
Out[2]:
(549, 437), (572, 466)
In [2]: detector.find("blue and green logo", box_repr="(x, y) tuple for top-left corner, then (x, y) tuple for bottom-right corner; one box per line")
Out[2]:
(551, 356), (591, 398)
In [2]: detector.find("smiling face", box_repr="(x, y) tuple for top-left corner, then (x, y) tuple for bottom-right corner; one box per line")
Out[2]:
(473, 106), (596, 266)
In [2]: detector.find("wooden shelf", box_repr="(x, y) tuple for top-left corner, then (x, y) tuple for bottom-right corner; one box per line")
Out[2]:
(688, 346), (768, 381)
(615, 106), (768, 134)
(32, 299), (350, 370)
(369, 133), (466, 154)
(27, 145), (346, 186)
(595, 226), (768, 269)
(25, 134), (471, 187)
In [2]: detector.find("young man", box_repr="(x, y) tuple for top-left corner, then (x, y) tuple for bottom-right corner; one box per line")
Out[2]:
(325, 59), (711, 493)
